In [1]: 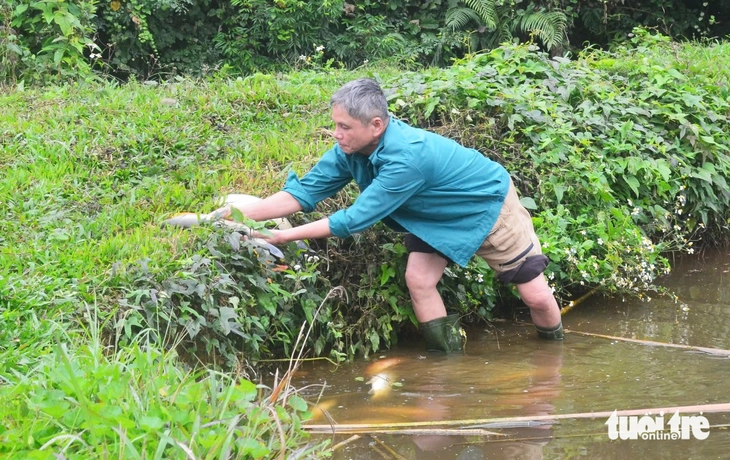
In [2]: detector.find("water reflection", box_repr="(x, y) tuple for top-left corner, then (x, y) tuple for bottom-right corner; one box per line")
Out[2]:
(293, 249), (730, 459)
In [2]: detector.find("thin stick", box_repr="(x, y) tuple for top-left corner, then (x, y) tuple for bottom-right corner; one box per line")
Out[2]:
(303, 402), (730, 433)
(266, 406), (286, 460)
(371, 436), (408, 460)
(565, 329), (730, 357)
(331, 435), (361, 452)
(560, 287), (599, 316)
(370, 443), (391, 459)
(255, 357), (340, 366)
(269, 286), (347, 405)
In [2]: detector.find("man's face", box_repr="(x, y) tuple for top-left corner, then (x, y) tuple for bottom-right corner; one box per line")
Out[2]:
(331, 104), (383, 155)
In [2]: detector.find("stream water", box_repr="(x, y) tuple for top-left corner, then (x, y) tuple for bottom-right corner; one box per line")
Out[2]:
(291, 248), (730, 459)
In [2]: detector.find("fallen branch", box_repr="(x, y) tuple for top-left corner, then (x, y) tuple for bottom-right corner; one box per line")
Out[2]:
(304, 402), (730, 433)
(565, 329), (730, 357)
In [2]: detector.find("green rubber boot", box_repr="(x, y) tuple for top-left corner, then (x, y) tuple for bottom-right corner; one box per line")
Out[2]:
(535, 322), (565, 340)
(419, 314), (466, 352)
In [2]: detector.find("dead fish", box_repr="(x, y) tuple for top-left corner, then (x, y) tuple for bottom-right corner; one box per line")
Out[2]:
(221, 194), (292, 230)
(363, 357), (404, 399)
(162, 212), (285, 259)
(367, 372), (396, 399)
(161, 194), (291, 259)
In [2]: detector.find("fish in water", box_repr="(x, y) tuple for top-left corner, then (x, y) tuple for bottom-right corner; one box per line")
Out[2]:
(363, 357), (404, 399)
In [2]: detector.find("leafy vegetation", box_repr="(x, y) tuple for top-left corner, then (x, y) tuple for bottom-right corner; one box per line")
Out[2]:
(1, 0), (99, 84)
(446, 0), (569, 53)
(1, 31), (730, 457)
(0, 311), (328, 458)
(3, 0), (728, 83)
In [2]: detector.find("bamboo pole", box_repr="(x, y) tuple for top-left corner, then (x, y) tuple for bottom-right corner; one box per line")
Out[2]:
(560, 287), (599, 316)
(340, 428), (505, 437)
(304, 402), (730, 433)
(565, 329), (730, 357)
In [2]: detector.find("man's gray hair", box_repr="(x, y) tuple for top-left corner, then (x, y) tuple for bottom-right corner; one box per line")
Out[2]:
(330, 78), (389, 125)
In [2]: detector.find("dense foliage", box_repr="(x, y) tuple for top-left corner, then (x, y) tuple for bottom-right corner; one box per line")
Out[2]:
(3, 0), (729, 83)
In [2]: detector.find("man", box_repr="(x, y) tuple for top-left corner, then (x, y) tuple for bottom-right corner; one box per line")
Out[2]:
(211, 78), (564, 352)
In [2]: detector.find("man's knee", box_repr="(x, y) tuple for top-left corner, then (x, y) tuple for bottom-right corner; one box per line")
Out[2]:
(405, 253), (447, 293)
(405, 264), (437, 292)
(516, 275), (557, 310)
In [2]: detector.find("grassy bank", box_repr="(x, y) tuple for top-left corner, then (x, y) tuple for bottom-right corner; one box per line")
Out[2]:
(0, 71), (354, 458)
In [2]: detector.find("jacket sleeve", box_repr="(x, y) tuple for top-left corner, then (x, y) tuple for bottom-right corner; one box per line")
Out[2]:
(282, 148), (353, 212)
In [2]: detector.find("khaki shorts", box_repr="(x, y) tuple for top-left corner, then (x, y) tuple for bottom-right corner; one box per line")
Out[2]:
(475, 178), (546, 283)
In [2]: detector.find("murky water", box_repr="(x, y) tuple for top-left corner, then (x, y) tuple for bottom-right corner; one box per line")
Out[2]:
(292, 249), (730, 459)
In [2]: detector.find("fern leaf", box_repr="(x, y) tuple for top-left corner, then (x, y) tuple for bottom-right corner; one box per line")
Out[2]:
(446, 7), (483, 31)
(516, 7), (568, 50)
(462, 0), (498, 29)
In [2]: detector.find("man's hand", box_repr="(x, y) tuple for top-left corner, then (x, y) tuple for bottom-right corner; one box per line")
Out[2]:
(207, 191), (304, 223)
(253, 218), (332, 245)
(252, 228), (290, 246)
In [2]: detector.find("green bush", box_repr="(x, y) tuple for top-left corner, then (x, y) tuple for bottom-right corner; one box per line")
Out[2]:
(212, 0), (344, 75)
(110, 227), (341, 367)
(1, 0), (98, 84)
(95, 0), (228, 78)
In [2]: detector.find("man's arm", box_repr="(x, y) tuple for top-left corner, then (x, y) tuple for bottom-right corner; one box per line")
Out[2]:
(210, 191), (303, 221)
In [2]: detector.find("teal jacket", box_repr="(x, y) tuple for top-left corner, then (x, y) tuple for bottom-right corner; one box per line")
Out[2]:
(282, 117), (510, 266)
